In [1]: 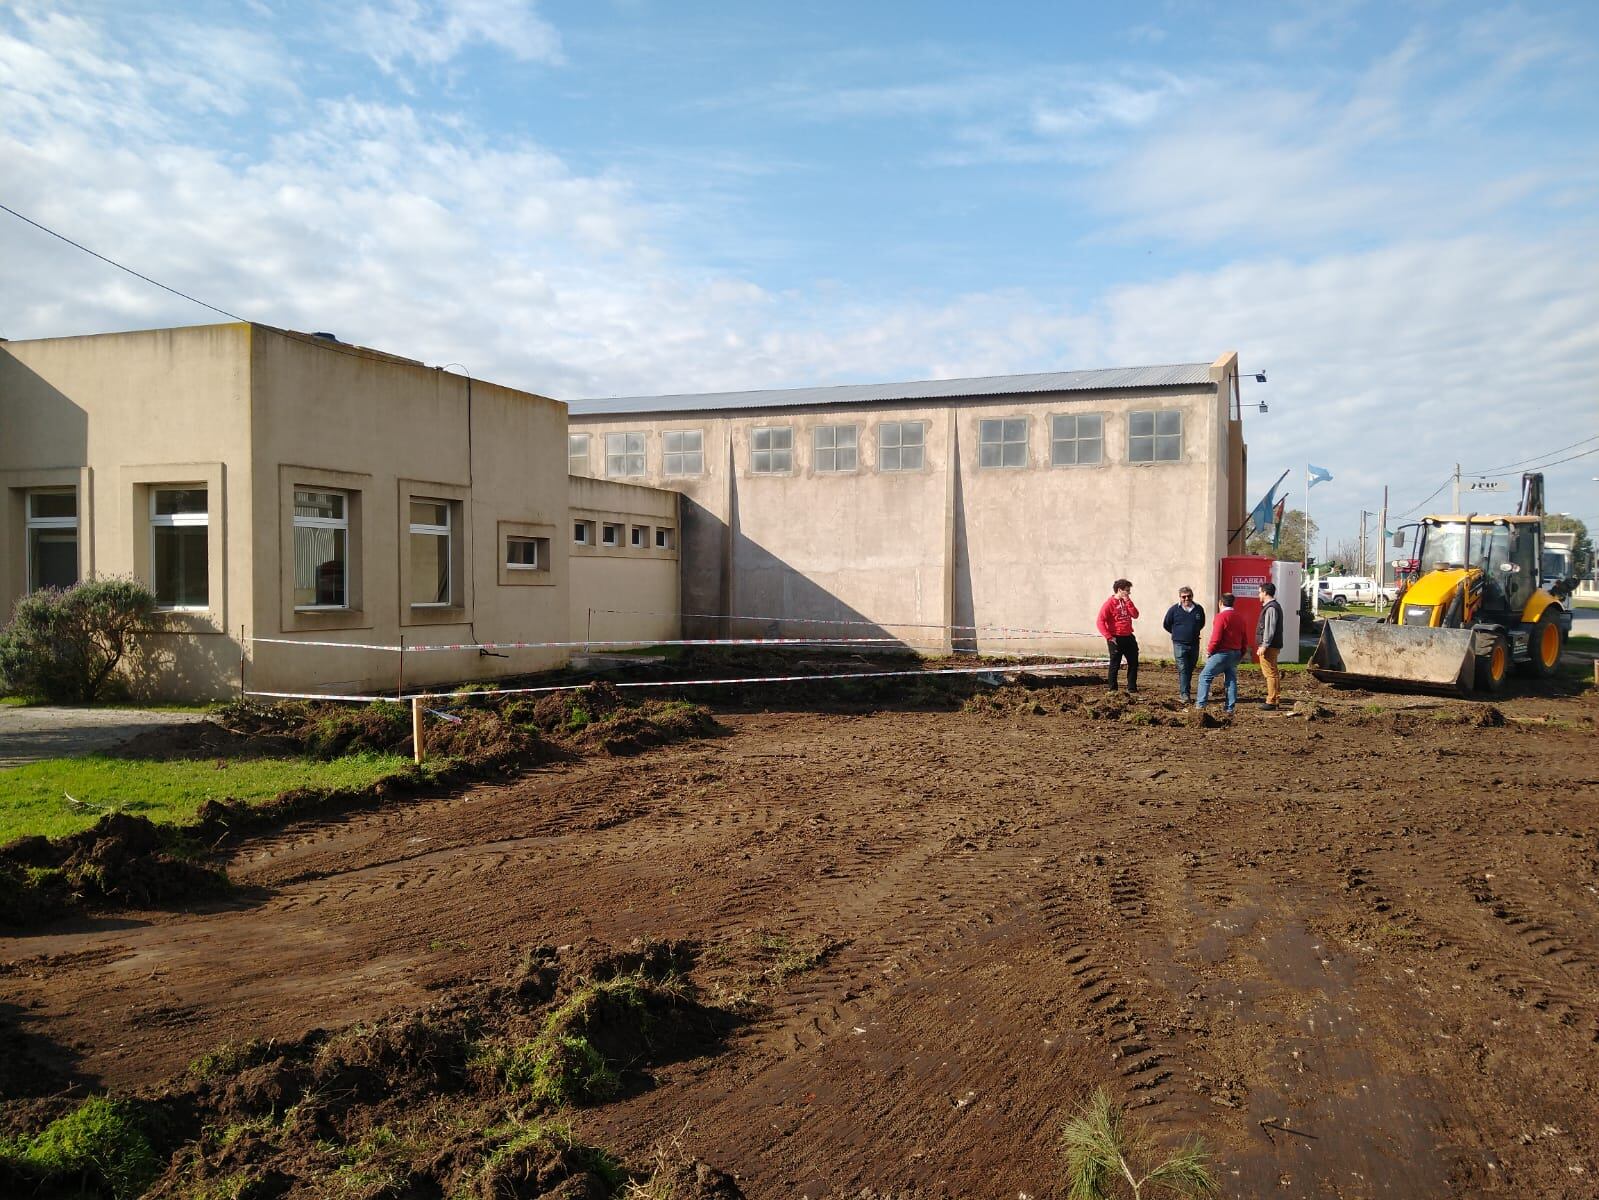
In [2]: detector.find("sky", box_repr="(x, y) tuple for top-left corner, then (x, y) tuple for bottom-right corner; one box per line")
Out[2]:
(2, 0), (1597, 559)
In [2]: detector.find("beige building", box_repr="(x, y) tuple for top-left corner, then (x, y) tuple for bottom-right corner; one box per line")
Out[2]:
(568, 355), (1248, 656)
(0, 323), (678, 700)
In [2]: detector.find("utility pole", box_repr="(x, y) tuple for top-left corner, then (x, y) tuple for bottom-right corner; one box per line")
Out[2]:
(1379, 486), (1388, 592)
(1451, 462), (1461, 512)
(1358, 511), (1369, 577)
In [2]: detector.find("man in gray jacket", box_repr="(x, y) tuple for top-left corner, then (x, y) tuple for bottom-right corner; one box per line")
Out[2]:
(1256, 582), (1284, 711)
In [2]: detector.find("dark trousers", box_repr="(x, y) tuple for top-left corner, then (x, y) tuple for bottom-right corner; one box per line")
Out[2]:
(1173, 641), (1199, 700)
(1107, 635), (1139, 690)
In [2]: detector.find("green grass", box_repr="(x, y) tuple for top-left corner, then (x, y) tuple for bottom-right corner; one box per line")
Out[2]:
(0, 695), (218, 712)
(0, 751), (411, 842)
(1569, 634), (1598, 653)
(0, 1096), (160, 1200)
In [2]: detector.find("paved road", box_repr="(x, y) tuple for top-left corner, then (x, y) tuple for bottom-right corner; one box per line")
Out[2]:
(0, 706), (205, 768)
(1570, 605), (1599, 630)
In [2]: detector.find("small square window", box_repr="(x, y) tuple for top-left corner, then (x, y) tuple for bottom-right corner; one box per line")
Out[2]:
(663, 429), (704, 476)
(573, 520), (593, 545)
(601, 522), (623, 546)
(605, 432), (646, 477)
(1129, 409), (1182, 462)
(630, 525), (647, 548)
(1050, 413), (1104, 466)
(505, 535), (547, 570)
(750, 425), (793, 474)
(654, 527), (674, 550)
(568, 433), (590, 474)
(813, 424), (858, 473)
(879, 422), (925, 471)
(978, 418), (1028, 469)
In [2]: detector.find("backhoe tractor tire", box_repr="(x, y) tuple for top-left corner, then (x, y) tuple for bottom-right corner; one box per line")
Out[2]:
(1521, 611), (1564, 679)
(1476, 634), (1510, 694)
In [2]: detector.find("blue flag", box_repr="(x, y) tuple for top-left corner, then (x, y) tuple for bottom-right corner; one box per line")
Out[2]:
(1308, 464), (1333, 488)
(1249, 487), (1277, 530)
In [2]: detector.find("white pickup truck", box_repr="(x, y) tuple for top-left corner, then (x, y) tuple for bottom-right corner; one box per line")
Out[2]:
(1319, 575), (1382, 606)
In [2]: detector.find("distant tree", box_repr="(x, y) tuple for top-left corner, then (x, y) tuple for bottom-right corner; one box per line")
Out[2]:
(1544, 514), (1594, 578)
(1246, 508), (1318, 565)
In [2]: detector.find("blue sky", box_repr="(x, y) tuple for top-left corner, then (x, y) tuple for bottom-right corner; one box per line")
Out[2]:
(2, 0), (1597, 556)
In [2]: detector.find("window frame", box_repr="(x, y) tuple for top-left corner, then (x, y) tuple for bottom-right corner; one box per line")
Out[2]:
(149, 486), (210, 611)
(978, 417), (1029, 470)
(605, 431), (647, 478)
(877, 421), (926, 472)
(24, 488), (79, 593)
(601, 522), (623, 547)
(750, 425), (793, 475)
(662, 429), (704, 477)
(291, 487), (350, 611)
(1049, 412), (1105, 468)
(654, 527), (674, 550)
(812, 424), (859, 474)
(505, 536), (541, 570)
(629, 525), (648, 549)
(408, 498), (453, 608)
(573, 519), (592, 546)
(568, 432), (591, 474)
(1128, 409), (1183, 463)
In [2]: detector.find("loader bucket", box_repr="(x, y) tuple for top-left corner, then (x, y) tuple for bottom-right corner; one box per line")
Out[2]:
(1309, 618), (1477, 693)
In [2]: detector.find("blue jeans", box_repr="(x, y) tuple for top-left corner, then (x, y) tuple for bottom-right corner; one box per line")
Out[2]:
(1194, 650), (1241, 711)
(1172, 642), (1199, 700)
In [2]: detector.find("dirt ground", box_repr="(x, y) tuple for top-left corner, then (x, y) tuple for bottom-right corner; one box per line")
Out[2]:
(3, 665), (1598, 1198)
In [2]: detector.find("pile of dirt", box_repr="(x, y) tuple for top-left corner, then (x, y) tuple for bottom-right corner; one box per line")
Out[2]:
(0, 813), (230, 924)
(2, 689), (719, 927)
(0, 942), (746, 1200)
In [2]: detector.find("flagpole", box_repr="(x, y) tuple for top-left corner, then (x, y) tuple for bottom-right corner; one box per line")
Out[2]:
(1304, 469), (1310, 569)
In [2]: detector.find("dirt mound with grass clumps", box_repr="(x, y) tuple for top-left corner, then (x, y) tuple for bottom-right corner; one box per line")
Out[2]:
(0, 812), (230, 925)
(0, 941), (749, 1200)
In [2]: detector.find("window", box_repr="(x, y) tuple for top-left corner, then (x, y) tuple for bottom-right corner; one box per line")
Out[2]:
(812, 424), (858, 473)
(605, 432), (646, 477)
(151, 487), (209, 608)
(292, 488), (348, 609)
(630, 525), (647, 548)
(573, 520), (593, 546)
(878, 422), (925, 472)
(655, 527), (674, 550)
(25, 489), (78, 592)
(1129, 410), (1182, 462)
(979, 418), (1028, 468)
(568, 433), (590, 474)
(750, 425), (792, 473)
(409, 499), (452, 606)
(601, 522), (623, 547)
(505, 535), (548, 570)
(663, 430), (704, 476)
(1050, 413), (1104, 466)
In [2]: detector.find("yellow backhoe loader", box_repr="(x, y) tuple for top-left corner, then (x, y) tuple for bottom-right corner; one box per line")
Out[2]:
(1309, 475), (1575, 695)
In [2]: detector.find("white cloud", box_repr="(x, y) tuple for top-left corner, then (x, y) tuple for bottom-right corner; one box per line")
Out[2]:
(350, 0), (562, 73)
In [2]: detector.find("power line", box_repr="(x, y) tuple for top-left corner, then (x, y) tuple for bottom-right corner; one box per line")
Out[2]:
(1, 201), (246, 323)
(1479, 444), (1599, 479)
(0, 200), (471, 379)
(1470, 434), (1599, 476)
(1395, 478), (1451, 519)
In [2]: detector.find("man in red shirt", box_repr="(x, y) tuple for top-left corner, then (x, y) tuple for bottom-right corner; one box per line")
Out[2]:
(1095, 577), (1140, 692)
(1194, 591), (1248, 714)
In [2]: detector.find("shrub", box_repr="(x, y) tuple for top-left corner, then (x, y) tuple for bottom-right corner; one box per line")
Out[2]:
(0, 578), (164, 703)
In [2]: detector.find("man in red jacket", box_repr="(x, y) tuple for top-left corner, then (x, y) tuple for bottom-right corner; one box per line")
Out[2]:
(1095, 577), (1140, 692)
(1194, 591), (1248, 713)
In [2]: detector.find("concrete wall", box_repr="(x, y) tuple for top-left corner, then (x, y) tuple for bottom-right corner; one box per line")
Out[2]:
(0, 324), (606, 700)
(570, 352), (1245, 657)
(568, 475), (680, 647)
(1, 325), (255, 698)
(245, 328), (572, 696)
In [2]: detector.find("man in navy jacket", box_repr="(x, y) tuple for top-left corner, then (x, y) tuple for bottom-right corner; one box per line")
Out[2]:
(1162, 586), (1206, 703)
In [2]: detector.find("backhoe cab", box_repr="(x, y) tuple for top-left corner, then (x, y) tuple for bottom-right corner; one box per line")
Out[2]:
(1310, 476), (1572, 695)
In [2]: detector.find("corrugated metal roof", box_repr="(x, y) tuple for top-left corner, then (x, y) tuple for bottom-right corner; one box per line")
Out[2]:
(568, 362), (1215, 416)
